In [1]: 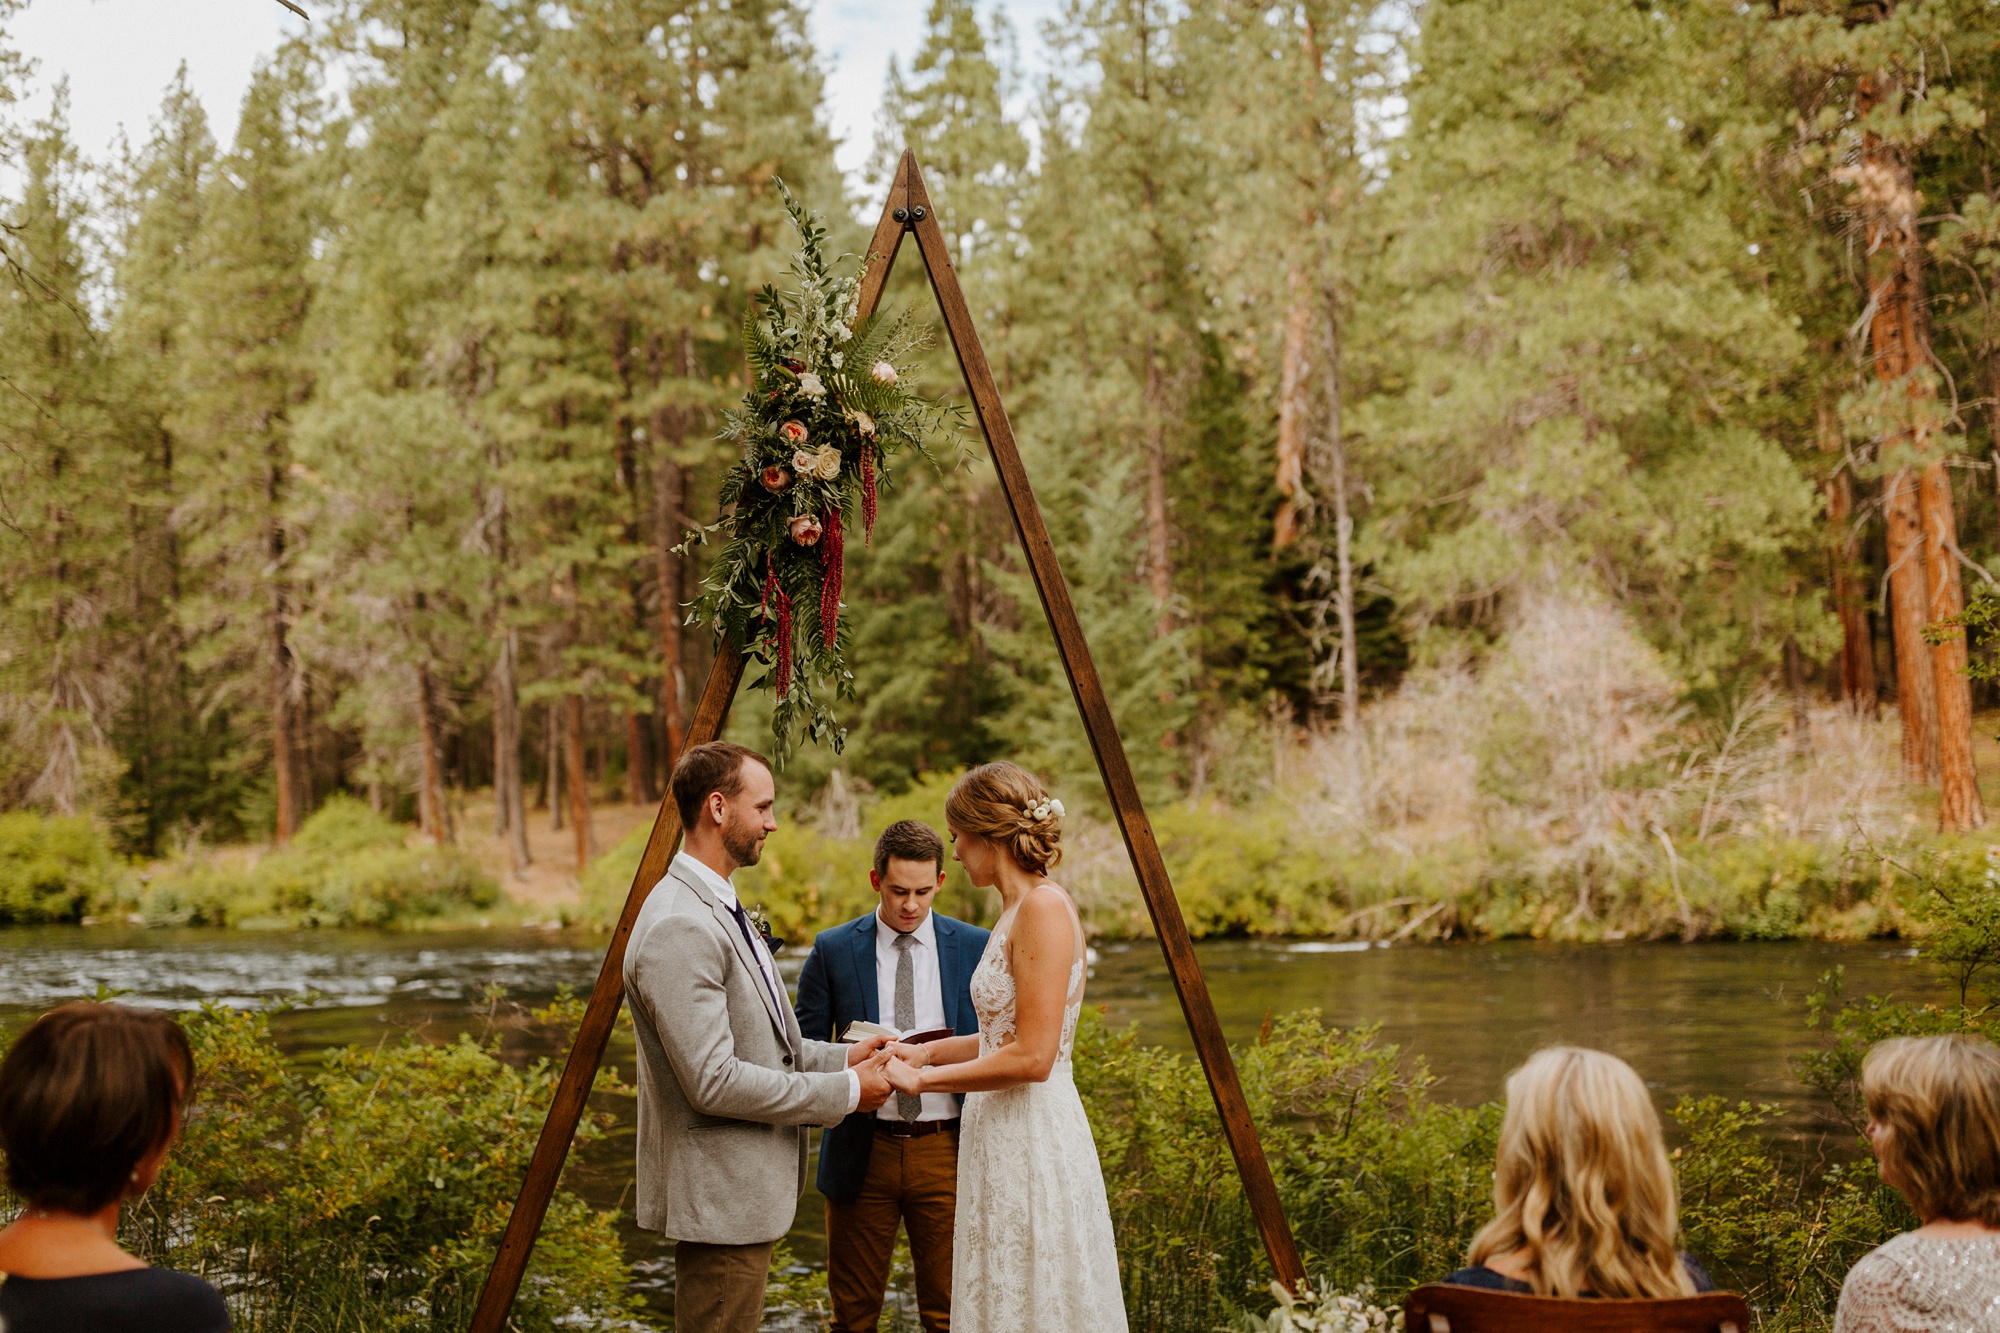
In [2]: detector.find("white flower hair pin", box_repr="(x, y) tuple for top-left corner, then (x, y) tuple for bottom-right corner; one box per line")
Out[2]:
(1025, 797), (1065, 822)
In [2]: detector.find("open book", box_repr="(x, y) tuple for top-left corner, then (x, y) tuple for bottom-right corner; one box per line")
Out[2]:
(841, 1020), (953, 1045)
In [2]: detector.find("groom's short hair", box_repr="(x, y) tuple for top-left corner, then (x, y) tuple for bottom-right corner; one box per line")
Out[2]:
(873, 819), (945, 878)
(672, 741), (771, 828)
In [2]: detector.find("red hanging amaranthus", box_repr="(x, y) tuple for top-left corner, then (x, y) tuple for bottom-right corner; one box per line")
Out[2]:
(819, 508), (844, 650)
(861, 448), (878, 544)
(775, 582), (794, 699)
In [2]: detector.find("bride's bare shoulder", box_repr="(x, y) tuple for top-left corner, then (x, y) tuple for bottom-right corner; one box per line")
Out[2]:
(1018, 882), (1075, 923)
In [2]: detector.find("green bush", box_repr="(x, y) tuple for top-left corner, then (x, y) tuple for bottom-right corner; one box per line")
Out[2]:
(139, 795), (498, 928)
(0, 811), (129, 922)
(2, 1002), (637, 1332)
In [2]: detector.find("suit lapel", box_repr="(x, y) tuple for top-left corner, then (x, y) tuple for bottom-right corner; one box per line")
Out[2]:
(933, 915), (961, 1035)
(852, 915), (880, 1026)
(677, 865), (790, 1045)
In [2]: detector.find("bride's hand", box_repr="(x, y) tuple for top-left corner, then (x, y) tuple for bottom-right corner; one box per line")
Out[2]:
(887, 1041), (931, 1068)
(883, 1057), (925, 1096)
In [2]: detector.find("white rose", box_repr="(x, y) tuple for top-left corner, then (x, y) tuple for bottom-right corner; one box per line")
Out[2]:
(830, 351), (844, 369)
(797, 371), (826, 399)
(871, 360), (898, 386)
(793, 445), (841, 482)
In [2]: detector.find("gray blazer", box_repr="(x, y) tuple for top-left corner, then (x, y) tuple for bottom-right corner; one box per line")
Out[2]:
(623, 859), (853, 1244)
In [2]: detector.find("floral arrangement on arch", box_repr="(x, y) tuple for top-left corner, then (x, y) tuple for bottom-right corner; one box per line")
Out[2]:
(680, 185), (959, 757)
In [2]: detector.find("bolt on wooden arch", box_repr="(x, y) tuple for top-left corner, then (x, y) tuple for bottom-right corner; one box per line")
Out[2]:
(466, 151), (1307, 1332)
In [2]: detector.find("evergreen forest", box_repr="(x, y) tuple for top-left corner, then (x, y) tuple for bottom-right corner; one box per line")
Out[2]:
(7, 0), (2000, 938)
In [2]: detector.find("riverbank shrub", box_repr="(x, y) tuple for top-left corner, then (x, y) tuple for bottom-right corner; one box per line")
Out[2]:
(0, 1002), (638, 1332)
(0, 811), (129, 922)
(138, 795), (498, 928)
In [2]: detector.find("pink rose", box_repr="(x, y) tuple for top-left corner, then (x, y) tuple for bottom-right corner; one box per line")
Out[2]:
(789, 514), (824, 547)
(870, 361), (898, 386)
(759, 465), (793, 492)
(779, 420), (810, 446)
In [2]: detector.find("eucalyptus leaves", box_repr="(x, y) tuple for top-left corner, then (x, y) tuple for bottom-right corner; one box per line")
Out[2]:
(680, 185), (957, 758)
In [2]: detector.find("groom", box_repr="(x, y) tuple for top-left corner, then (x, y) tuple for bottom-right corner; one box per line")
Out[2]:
(624, 741), (896, 1333)
(794, 819), (990, 1332)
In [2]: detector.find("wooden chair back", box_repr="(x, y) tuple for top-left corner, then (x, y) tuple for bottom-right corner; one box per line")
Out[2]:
(1402, 1284), (1752, 1333)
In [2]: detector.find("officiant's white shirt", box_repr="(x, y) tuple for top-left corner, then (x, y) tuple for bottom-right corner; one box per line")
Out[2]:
(873, 908), (957, 1122)
(671, 851), (859, 1115)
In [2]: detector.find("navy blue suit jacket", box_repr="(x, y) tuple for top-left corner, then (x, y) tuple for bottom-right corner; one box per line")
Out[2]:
(793, 909), (990, 1205)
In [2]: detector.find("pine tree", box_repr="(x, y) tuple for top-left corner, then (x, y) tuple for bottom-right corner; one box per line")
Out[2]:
(1361, 0), (1824, 686)
(104, 69), (237, 850)
(173, 52), (323, 843)
(1761, 0), (1995, 826)
(872, 0), (1028, 271)
(0, 91), (127, 813)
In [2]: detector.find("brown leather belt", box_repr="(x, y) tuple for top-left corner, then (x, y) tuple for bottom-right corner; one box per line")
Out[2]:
(873, 1117), (961, 1138)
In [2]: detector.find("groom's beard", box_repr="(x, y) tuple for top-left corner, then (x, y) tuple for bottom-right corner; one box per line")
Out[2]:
(722, 814), (766, 868)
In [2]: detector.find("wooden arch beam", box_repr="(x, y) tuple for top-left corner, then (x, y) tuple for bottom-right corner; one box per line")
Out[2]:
(468, 151), (1304, 1333)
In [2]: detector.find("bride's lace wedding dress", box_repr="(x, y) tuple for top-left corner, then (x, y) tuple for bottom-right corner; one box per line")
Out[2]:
(953, 892), (1129, 1332)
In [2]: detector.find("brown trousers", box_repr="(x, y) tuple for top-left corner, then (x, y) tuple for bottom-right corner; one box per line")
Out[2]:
(826, 1124), (960, 1332)
(674, 1238), (776, 1333)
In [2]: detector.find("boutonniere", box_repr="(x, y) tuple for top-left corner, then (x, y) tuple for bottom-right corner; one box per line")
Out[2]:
(748, 904), (785, 953)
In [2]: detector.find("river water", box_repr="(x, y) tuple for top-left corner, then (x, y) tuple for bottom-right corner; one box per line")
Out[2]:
(0, 926), (1953, 1320)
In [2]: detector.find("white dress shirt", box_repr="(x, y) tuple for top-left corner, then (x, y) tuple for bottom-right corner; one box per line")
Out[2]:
(873, 908), (958, 1122)
(672, 851), (859, 1115)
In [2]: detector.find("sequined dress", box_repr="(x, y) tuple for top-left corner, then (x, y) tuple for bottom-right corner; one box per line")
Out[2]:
(951, 893), (1128, 1332)
(1834, 1232), (2000, 1333)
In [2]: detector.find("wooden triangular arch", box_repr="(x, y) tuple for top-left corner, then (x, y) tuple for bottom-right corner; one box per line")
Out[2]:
(467, 152), (1306, 1332)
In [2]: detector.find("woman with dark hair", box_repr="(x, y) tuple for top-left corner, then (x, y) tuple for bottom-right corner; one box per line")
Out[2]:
(0, 1002), (229, 1331)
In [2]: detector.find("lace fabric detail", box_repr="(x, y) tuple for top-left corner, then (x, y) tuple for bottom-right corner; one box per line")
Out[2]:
(969, 903), (1085, 1062)
(1834, 1232), (2000, 1333)
(953, 889), (1127, 1333)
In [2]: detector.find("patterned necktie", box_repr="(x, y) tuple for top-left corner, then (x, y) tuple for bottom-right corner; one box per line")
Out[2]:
(892, 931), (920, 1121)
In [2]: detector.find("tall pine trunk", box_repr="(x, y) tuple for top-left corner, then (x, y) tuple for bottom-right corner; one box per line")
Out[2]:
(1143, 331), (1173, 637)
(1853, 95), (1979, 823)
(1273, 271), (1311, 549)
(492, 628), (529, 873)
(1884, 468), (1940, 781)
(1320, 290), (1359, 731)
(652, 327), (696, 775)
(1920, 459), (1985, 828)
(416, 659), (452, 844)
(1820, 404), (1878, 713)
(565, 692), (592, 869)
(266, 490), (301, 845)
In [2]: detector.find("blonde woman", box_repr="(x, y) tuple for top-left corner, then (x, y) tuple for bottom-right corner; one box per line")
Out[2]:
(1835, 1035), (2000, 1333)
(1444, 1046), (1715, 1298)
(882, 762), (1127, 1332)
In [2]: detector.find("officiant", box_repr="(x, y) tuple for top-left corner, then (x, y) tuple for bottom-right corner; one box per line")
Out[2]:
(794, 820), (991, 1333)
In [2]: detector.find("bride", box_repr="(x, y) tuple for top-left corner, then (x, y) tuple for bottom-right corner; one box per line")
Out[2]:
(883, 762), (1128, 1331)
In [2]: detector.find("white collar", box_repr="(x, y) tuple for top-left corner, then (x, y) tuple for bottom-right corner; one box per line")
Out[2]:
(672, 851), (738, 909)
(875, 906), (937, 950)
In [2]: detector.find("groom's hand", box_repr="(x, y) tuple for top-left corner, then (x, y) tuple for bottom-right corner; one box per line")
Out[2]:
(844, 1033), (891, 1066)
(854, 1051), (894, 1113)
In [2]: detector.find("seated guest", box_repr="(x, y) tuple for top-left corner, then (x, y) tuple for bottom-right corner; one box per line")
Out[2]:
(1835, 1034), (2000, 1333)
(0, 1001), (229, 1331)
(1443, 1045), (1713, 1298)
(794, 819), (990, 1333)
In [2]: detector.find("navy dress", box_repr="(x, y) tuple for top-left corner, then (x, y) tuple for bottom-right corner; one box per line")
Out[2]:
(0, 1267), (230, 1332)
(1443, 1254), (1716, 1295)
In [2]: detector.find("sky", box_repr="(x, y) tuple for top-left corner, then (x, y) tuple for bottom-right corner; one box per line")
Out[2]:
(10, 0), (1059, 188)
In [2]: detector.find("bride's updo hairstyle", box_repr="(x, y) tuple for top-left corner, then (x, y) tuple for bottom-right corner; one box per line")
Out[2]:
(945, 762), (1064, 876)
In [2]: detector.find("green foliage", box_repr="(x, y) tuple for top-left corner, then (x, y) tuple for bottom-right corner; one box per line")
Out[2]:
(139, 795), (497, 928)
(63, 1003), (640, 1332)
(0, 811), (129, 922)
(1671, 1095), (1905, 1332)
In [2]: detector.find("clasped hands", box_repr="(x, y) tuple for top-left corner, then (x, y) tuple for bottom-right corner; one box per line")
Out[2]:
(844, 1034), (935, 1113)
